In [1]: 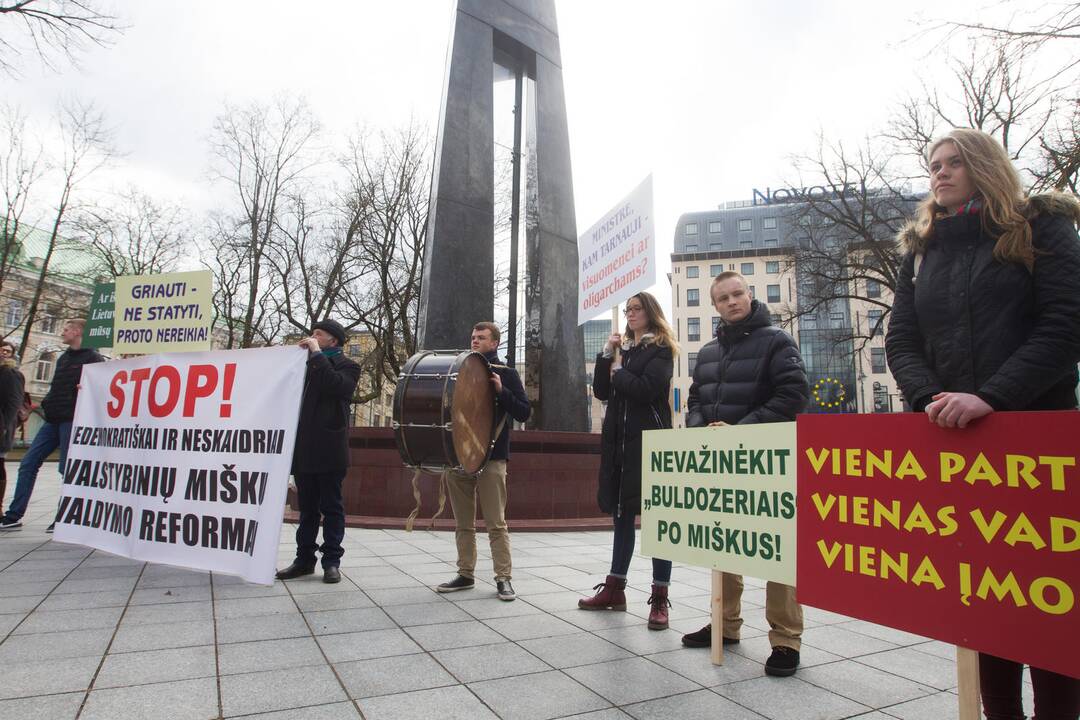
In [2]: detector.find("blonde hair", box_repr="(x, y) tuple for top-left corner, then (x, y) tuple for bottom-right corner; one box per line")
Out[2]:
(624, 292), (680, 358)
(913, 128), (1033, 269)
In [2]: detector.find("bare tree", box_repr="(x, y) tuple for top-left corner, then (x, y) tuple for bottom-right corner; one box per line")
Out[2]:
(71, 187), (188, 277)
(0, 104), (45, 294)
(208, 96), (321, 348)
(0, 0), (122, 76)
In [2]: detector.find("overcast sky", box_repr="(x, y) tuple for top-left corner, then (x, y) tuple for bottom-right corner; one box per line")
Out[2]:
(3, 0), (1029, 306)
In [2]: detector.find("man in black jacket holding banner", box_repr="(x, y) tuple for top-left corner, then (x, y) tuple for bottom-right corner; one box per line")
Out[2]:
(276, 319), (361, 584)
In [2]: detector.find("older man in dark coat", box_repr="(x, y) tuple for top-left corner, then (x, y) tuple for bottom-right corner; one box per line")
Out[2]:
(276, 319), (361, 584)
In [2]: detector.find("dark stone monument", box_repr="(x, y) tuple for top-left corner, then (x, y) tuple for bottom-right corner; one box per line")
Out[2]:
(417, 0), (587, 431)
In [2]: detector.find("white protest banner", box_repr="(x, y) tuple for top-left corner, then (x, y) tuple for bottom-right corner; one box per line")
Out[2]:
(641, 423), (798, 585)
(53, 347), (306, 584)
(578, 175), (656, 324)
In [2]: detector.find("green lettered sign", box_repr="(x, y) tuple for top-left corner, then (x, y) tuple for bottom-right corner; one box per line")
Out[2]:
(83, 282), (115, 349)
(641, 423), (798, 585)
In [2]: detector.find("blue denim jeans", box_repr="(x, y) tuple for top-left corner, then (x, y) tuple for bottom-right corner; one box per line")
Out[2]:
(3, 421), (71, 521)
(610, 509), (672, 583)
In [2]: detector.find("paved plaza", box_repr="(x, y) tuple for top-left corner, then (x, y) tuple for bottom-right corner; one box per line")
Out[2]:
(0, 463), (995, 719)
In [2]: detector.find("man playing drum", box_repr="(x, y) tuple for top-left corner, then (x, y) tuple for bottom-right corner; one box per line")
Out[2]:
(436, 322), (530, 600)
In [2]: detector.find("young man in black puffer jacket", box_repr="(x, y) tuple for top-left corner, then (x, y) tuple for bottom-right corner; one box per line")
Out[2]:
(680, 271), (809, 678)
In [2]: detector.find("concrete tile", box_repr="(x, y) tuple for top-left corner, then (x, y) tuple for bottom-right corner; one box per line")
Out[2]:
(351, 570), (423, 590)
(799, 659), (938, 707)
(855, 647), (958, 690)
(38, 589), (132, 610)
(520, 632), (634, 669)
(0, 627), (113, 662)
(727, 635), (844, 669)
(909, 640), (957, 660)
(111, 619), (216, 653)
(593, 625), (687, 655)
(213, 581), (290, 600)
(716, 675), (871, 720)
(469, 669), (610, 720)
(0, 692), (84, 719)
(214, 595), (298, 619)
(553, 711), (633, 720)
(82, 676), (218, 720)
(835, 619), (929, 646)
(483, 613), (581, 641)
(0, 655), (101, 699)
(121, 600), (213, 625)
(624, 689), (766, 719)
(336, 652), (456, 698)
(226, 701), (362, 719)
(0, 580), (57, 597)
(0, 613), (25, 634)
(135, 572), (210, 590)
(881, 690), (961, 719)
(384, 599), (472, 626)
(0, 595), (41, 613)
(68, 563), (142, 580)
(218, 636), (325, 675)
(293, 590), (375, 612)
(53, 576), (138, 594)
(565, 657), (701, 704)
(316, 628), (422, 663)
(13, 606), (123, 634)
(129, 585), (212, 605)
(554, 608), (645, 631)
(216, 612), (311, 644)
(801, 625), (899, 657)
(645, 647), (766, 687)
(362, 585), (443, 606)
(405, 619), (508, 651)
(454, 595), (545, 619)
(358, 685), (497, 720)
(305, 607), (395, 635)
(95, 645), (217, 688)
(434, 641), (551, 682)
(220, 665), (345, 716)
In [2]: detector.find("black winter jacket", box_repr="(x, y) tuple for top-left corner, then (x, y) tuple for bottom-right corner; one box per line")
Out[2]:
(483, 351), (531, 461)
(593, 340), (673, 515)
(687, 300), (809, 428)
(886, 194), (1080, 412)
(0, 363), (24, 455)
(41, 347), (104, 423)
(292, 350), (362, 474)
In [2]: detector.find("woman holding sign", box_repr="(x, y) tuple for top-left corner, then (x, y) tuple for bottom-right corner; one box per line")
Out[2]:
(886, 128), (1080, 719)
(579, 291), (679, 630)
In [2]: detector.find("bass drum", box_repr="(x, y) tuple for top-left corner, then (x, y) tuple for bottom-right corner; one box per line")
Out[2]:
(392, 350), (496, 474)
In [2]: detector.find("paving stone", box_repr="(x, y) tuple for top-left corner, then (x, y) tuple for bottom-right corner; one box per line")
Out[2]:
(111, 619), (216, 653)
(214, 595), (298, 619)
(304, 607), (395, 636)
(593, 625), (688, 655)
(520, 632), (634, 668)
(482, 613), (581, 641)
(405, 619), (508, 651)
(335, 652), (457, 698)
(225, 701), (362, 719)
(880, 690), (961, 719)
(0, 691), (84, 719)
(726, 634), (844, 669)
(213, 581), (290, 600)
(801, 625), (899, 657)
(645, 647), (766, 687)
(553, 710), (633, 720)
(799, 659), (938, 707)
(469, 669), (611, 720)
(53, 576), (138, 594)
(0, 655), (101, 699)
(565, 657), (701, 705)
(554, 608), (645, 631)
(216, 611), (311, 644)
(38, 589), (132, 610)
(95, 645), (217, 688)
(81, 676), (218, 720)
(316, 627), (422, 663)
(218, 636), (325, 675)
(0, 627), (114, 662)
(220, 664), (344, 716)
(624, 688), (767, 719)
(454, 595), (545, 620)
(715, 675), (871, 720)
(384, 599), (473, 626)
(129, 585), (213, 605)
(121, 600), (213, 625)
(293, 590), (375, 612)
(0, 580), (56, 597)
(357, 684), (498, 720)
(836, 619), (929, 646)
(13, 605), (123, 634)
(434, 641), (552, 682)
(855, 647), (959, 690)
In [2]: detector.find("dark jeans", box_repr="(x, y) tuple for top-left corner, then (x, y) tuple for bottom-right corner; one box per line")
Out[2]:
(979, 653), (1079, 720)
(294, 470), (346, 569)
(610, 507), (672, 583)
(3, 421), (71, 521)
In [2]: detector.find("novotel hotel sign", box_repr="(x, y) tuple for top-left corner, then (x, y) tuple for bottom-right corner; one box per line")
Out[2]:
(751, 183), (857, 206)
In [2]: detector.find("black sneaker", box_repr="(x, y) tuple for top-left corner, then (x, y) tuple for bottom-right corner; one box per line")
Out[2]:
(681, 623), (740, 648)
(436, 575), (475, 593)
(765, 646), (800, 677)
(0, 517), (22, 531)
(45, 522), (55, 534)
(496, 579), (516, 601)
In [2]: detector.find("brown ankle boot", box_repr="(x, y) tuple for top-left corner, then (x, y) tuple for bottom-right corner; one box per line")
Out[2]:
(647, 584), (670, 630)
(578, 574), (627, 611)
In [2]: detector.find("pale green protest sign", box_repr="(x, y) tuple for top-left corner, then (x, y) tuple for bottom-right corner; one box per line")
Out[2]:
(114, 270), (212, 354)
(641, 423), (798, 586)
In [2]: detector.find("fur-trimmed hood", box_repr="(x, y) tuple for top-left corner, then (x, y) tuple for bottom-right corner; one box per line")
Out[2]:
(897, 192), (1080, 254)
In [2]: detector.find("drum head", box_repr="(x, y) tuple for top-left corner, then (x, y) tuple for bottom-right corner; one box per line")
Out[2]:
(451, 353), (496, 474)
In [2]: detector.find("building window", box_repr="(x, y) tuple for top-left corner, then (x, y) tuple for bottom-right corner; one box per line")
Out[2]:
(763, 217), (777, 230)
(709, 243), (722, 251)
(771, 313), (782, 325)
(685, 244), (698, 252)
(5, 300), (22, 328)
(766, 261), (780, 274)
(687, 317), (700, 342)
(686, 266), (700, 279)
(764, 238), (778, 248)
(748, 285), (756, 298)
(710, 264), (723, 277)
(802, 316), (818, 329)
(738, 219), (752, 232)
(384, 416), (392, 428)
(708, 221), (722, 234)
(739, 239), (753, 249)
(347, 343), (362, 357)
(373, 413), (382, 427)
(35, 351), (55, 382)
(40, 313), (58, 334)
(711, 316), (721, 334)
(874, 384), (890, 412)
(867, 279), (881, 298)
(829, 312), (844, 328)
(685, 223), (699, 235)
(740, 262), (754, 275)
(767, 284), (781, 303)
(871, 347), (887, 373)
(687, 288), (700, 307)
(688, 352), (698, 376)
(867, 309), (883, 336)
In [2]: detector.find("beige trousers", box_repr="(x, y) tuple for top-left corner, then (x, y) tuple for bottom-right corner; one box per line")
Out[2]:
(722, 572), (804, 651)
(446, 460), (511, 580)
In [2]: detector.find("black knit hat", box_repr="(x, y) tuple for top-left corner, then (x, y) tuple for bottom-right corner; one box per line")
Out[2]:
(310, 319), (347, 347)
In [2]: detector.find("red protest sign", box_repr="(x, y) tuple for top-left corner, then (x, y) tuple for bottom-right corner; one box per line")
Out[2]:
(796, 412), (1079, 679)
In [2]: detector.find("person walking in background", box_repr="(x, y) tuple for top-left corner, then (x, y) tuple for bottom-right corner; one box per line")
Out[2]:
(0, 341), (26, 519)
(886, 128), (1080, 719)
(578, 291), (679, 630)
